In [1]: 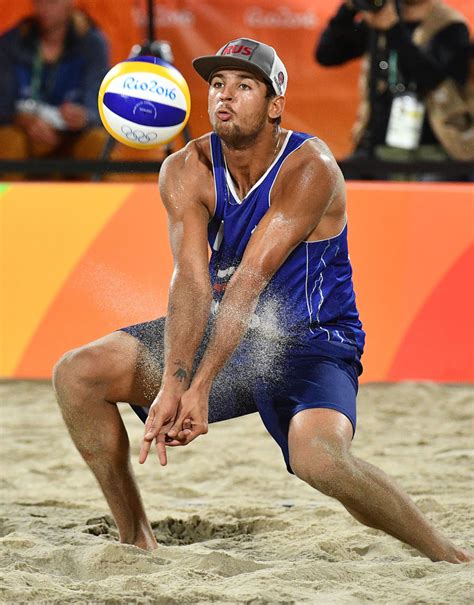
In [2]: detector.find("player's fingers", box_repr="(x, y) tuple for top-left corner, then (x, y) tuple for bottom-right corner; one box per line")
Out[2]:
(164, 429), (192, 446)
(171, 422), (192, 442)
(184, 431), (201, 445)
(177, 427), (192, 441)
(180, 423), (209, 445)
(143, 408), (157, 436)
(144, 410), (169, 441)
(156, 433), (168, 466)
(166, 413), (188, 439)
(138, 435), (153, 464)
(139, 409), (165, 463)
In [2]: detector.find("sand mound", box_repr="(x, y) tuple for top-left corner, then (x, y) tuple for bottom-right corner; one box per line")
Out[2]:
(0, 380), (473, 604)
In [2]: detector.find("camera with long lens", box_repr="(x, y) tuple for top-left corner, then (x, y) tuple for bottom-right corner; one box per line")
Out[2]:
(352, 0), (387, 12)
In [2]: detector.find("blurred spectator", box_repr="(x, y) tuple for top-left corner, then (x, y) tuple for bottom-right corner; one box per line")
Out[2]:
(315, 0), (473, 178)
(0, 0), (109, 173)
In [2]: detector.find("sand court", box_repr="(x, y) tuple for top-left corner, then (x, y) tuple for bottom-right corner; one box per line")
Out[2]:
(0, 379), (472, 604)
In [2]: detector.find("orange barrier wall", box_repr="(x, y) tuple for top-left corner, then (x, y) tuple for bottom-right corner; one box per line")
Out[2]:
(2, 0), (473, 159)
(1, 182), (473, 382)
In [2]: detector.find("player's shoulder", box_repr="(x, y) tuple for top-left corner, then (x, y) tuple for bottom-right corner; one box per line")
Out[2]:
(160, 133), (213, 180)
(294, 134), (338, 170)
(159, 134), (215, 211)
(283, 132), (343, 187)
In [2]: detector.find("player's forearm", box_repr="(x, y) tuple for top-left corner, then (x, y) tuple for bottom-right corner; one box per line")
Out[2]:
(161, 268), (212, 391)
(191, 268), (267, 391)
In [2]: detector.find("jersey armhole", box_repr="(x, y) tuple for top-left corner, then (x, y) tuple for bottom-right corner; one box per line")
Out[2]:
(268, 135), (317, 207)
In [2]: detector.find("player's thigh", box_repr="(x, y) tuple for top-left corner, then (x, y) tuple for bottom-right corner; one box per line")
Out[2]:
(285, 356), (358, 474)
(54, 329), (162, 407)
(127, 328), (259, 425)
(208, 365), (258, 423)
(288, 408), (353, 455)
(110, 317), (258, 422)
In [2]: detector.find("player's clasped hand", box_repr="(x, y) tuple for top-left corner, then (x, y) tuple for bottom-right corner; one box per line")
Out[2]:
(138, 387), (209, 467)
(166, 388), (209, 445)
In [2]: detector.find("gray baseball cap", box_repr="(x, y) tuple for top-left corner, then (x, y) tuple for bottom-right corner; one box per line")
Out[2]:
(192, 38), (288, 96)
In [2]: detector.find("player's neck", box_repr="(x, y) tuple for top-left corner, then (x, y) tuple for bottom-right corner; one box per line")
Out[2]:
(222, 127), (285, 199)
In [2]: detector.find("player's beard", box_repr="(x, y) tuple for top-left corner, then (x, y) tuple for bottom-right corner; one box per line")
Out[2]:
(211, 107), (268, 150)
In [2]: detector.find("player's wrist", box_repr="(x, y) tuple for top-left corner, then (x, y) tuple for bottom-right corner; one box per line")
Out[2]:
(189, 372), (213, 395)
(160, 375), (190, 394)
(162, 357), (193, 390)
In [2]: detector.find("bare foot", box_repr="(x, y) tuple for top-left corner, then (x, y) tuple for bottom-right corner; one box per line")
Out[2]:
(132, 532), (158, 551)
(121, 527), (158, 551)
(432, 541), (473, 563)
(448, 547), (473, 564)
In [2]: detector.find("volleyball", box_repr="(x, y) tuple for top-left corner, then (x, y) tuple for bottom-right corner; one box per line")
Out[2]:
(97, 56), (191, 149)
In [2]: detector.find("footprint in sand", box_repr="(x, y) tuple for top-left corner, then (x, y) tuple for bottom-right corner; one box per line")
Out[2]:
(83, 513), (286, 546)
(150, 514), (287, 546)
(182, 550), (268, 578)
(0, 518), (14, 538)
(403, 565), (430, 579)
(84, 515), (119, 540)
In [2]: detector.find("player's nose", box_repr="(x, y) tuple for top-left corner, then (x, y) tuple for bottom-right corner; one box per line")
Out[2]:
(217, 84), (233, 101)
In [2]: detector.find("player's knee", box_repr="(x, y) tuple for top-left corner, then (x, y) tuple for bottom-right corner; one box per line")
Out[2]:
(53, 343), (110, 399)
(53, 349), (76, 396)
(290, 442), (350, 496)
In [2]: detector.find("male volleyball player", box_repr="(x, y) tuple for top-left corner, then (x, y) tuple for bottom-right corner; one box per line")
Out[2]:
(53, 38), (472, 562)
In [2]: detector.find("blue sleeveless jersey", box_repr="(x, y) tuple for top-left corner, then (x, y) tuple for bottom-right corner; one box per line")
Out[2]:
(208, 130), (365, 358)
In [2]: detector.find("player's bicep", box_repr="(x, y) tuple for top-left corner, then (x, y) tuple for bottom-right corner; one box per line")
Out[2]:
(240, 152), (338, 279)
(166, 203), (210, 270)
(159, 153), (210, 274)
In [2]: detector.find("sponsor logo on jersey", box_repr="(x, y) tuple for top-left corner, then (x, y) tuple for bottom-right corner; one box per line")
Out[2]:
(213, 265), (236, 295)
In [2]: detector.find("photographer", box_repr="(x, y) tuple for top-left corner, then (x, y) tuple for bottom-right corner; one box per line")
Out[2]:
(315, 0), (472, 177)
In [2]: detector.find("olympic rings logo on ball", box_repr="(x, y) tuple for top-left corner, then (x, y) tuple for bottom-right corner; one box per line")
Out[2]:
(121, 125), (158, 143)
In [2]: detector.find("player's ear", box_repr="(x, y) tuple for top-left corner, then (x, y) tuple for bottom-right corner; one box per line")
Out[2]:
(268, 95), (285, 121)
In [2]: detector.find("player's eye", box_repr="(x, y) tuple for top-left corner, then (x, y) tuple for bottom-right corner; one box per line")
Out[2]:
(239, 83), (251, 90)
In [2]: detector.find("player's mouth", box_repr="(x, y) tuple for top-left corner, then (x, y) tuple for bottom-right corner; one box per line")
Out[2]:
(216, 106), (234, 121)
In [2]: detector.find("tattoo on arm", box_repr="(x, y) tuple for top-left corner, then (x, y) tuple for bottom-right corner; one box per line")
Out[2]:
(173, 360), (189, 383)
